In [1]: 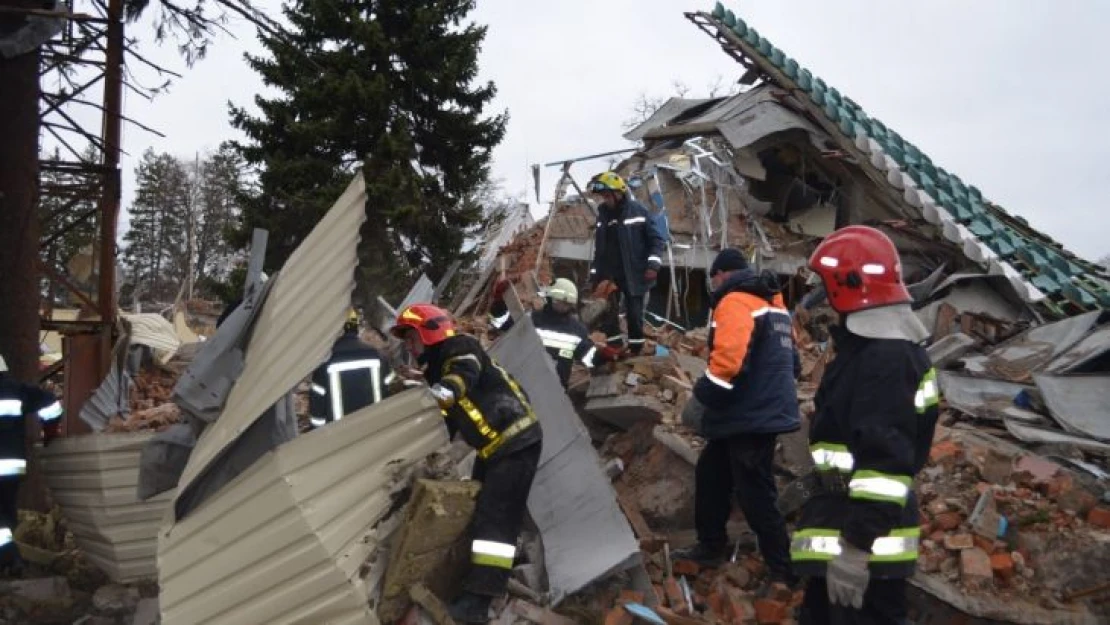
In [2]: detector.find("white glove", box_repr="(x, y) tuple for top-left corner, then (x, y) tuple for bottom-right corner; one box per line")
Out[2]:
(827, 538), (871, 609)
(429, 383), (456, 409)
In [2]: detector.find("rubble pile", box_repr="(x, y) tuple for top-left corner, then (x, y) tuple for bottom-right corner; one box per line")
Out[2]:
(103, 364), (184, 433)
(914, 427), (1110, 619)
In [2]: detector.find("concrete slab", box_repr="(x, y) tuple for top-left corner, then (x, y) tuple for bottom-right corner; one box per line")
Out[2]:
(585, 395), (667, 430)
(926, 333), (978, 369)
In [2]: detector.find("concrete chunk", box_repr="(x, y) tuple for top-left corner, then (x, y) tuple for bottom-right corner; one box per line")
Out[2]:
(379, 479), (482, 622)
(927, 332), (978, 369)
(585, 395), (667, 430)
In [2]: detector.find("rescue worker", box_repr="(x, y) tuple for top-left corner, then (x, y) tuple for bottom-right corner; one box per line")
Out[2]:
(793, 226), (939, 624)
(488, 278), (614, 387)
(308, 309), (394, 428)
(0, 355), (63, 567)
(674, 248), (800, 586)
(587, 171), (667, 357)
(390, 304), (542, 624)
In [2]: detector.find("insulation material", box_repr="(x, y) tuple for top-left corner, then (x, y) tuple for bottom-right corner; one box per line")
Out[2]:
(488, 316), (640, 603)
(1033, 373), (1110, 442)
(40, 432), (174, 582)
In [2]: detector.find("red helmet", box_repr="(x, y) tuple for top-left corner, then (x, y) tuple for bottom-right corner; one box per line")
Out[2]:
(808, 225), (911, 314)
(390, 303), (456, 345)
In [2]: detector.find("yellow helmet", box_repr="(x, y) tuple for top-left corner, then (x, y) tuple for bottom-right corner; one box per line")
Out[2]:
(588, 171), (628, 195)
(546, 278), (578, 305)
(345, 308), (361, 331)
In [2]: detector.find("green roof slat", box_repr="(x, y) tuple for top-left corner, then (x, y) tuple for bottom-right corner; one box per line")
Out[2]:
(723, 9), (736, 28)
(758, 37), (773, 56)
(1032, 274), (1062, 295)
(712, 2), (726, 18)
(783, 57), (799, 78)
(968, 186), (983, 202)
(731, 19), (747, 37)
(824, 101), (841, 122)
(968, 219), (993, 238)
(770, 46), (785, 67)
(745, 27), (760, 46)
(796, 68), (812, 89)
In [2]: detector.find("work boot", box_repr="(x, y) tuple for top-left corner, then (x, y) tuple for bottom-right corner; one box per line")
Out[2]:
(672, 542), (729, 568)
(447, 592), (492, 624)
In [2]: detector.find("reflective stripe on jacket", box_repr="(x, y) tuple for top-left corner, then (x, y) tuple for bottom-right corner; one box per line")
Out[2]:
(589, 197), (666, 296)
(792, 325), (939, 579)
(489, 300), (595, 388)
(693, 270), (800, 438)
(309, 333), (392, 427)
(0, 374), (63, 466)
(422, 335), (542, 459)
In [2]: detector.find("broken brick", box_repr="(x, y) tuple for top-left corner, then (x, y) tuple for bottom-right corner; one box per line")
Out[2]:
(972, 535), (995, 554)
(651, 584), (666, 606)
(959, 548), (993, 588)
(672, 559), (700, 577)
(725, 588), (755, 623)
(990, 552), (1015, 582)
(742, 555), (766, 578)
(929, 440), (963, 465)
(1013, 455), (1060, 486)
(767, 582), (794, 603)
(754, 598), (789, 624)
(1087, 506), (1110, 529)
(663, 577), (687, 614)
(944, 533), (974, 551)
(603, 606), (633, 625)
(933, 511), (962, 531)
(617, 590), (645, 605)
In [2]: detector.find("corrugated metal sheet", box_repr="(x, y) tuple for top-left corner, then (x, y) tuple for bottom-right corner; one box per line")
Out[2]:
(122, 313), (182, 364)
(40, 432), (174, 582)
(174, 173), (367, 502)
(158, 389), (447, 625)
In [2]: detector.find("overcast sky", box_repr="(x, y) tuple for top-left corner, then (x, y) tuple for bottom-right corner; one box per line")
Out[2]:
(113, 0), (1110, 261)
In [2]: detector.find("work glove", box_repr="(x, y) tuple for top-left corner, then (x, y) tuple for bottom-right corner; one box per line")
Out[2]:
(644, 268), (658, 283)
(597, 345), (624, 363)
(826, 538), (871, 609)
(492, 279), (511, 301)
(428, 383), (456, 409)
(680, 395), (706, 433)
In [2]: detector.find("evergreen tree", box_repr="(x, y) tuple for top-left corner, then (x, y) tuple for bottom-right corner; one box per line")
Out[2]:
(229, 0), (507, 311)
(195, 142), (244, 286)
(123, 149), (190, 301)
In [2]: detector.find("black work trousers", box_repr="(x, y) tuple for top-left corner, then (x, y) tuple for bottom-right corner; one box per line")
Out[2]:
(465, 441), (542, 597)
(694, 432), (792, 579)
(0, 475), (21, 560)
(800, 577), (908, 625)
(601, 281), (646, 354)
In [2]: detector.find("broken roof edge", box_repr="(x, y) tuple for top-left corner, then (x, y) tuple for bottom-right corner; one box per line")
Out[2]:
(693, 5), (1110, 317)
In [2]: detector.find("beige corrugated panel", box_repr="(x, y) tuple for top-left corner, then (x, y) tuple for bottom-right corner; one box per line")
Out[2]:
(174, 173), (367, 501)
(39, 432), (175, 582)
(122, 313), (182, 364)
(158, 389), (447, 625)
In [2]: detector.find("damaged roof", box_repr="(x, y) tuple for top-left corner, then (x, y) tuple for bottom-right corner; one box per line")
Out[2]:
(692, 3), (1110, 318)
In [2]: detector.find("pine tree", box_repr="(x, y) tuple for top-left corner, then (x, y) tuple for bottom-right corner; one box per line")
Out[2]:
(229, 0), (507, 312)
(123, 149), (191, 302)
(195, 142), (244, 286)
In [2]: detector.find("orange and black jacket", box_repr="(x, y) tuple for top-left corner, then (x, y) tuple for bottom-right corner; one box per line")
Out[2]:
(693, 269), (801, 439)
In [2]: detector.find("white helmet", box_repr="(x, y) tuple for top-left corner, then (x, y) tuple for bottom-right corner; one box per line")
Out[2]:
(546, 278), (578, 305)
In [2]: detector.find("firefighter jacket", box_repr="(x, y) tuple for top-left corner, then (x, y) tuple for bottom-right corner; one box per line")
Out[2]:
(791, 324), (939, 579)
(488, 301), (596, 388)
(421, 334), (542, 460)
(589, 197), (667, 296)
(693, 269), (801, 439)
(309, 332), (393, 427)
(0, 374), (63, 477)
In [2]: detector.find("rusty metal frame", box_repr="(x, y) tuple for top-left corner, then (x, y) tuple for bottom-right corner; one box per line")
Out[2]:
(35, 0), (125, 436)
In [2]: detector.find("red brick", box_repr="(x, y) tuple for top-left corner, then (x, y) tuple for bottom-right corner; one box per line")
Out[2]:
(918, 549), (949, 574)
(928, 530), (947, 543)
(754, 598), (789, 624)
(1058, 488), (1098, 515)
(1044, 473), (1074, 498)
(672, 558), (700, 577)
(767, 582), (794, 602)
(972, 535), (995, 554)
(603, 606), (633, 625)
(725, 588), (756, 624)
(990, 552), (1015, 582)
(617, 590), (645, 605)
(933, 511), (963, 531)
(663, 577), (687, 614)
(959, 548), (993, 588)
(1087, 506), (1110, 529)
(929, 440), (963, 465)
